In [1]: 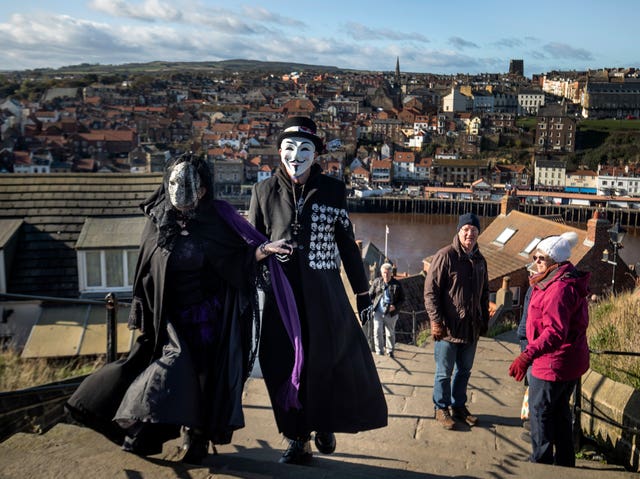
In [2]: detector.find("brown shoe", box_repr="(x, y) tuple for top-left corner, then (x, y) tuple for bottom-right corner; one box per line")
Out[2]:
(434, 408), (455, 430)
(452, 406), (478, 426)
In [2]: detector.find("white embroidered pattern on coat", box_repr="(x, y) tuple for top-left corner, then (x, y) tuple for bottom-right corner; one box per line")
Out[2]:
(308, 203), (350, 270)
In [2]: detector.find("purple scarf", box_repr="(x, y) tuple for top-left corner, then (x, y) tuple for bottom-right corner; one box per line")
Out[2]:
(214, 200), (303, 411)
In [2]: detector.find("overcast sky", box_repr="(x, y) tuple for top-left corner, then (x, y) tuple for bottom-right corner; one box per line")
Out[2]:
(1, 0), (638, 75)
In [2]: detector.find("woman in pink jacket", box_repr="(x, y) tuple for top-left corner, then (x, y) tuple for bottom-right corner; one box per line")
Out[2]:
(508, 231), (590, 467)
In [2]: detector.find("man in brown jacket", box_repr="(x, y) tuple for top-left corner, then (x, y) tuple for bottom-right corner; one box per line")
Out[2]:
(424, 212), (489, 430)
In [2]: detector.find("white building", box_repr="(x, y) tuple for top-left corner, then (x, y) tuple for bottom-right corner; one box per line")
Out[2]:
(597, 165), (640, 197)
(442, 87), (472, 113)
(534, 157), (566, 189)
(518, 90), (545, 115)
(393, 151), (415, 181)
(257, 164), (273, 183)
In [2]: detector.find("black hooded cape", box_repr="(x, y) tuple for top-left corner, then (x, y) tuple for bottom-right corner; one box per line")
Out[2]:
(67, 162), (258, 446)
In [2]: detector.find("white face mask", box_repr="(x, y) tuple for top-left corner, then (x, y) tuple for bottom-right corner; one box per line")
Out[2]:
(280, 136), (316, 180)
(167, 162), (202, 212)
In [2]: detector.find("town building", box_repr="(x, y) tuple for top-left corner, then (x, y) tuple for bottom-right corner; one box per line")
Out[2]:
(534, 156), (566, 190)
(442, 86), (472, 113)
(370, 158), (393, 187)
(582, 74), (640, 119)
(535, 103), (576, 153)
(597, 164), (640, 197)
(517, 89), (545, 115)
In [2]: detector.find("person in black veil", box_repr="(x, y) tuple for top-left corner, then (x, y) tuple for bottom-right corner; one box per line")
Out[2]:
(66, 154), (295, 464)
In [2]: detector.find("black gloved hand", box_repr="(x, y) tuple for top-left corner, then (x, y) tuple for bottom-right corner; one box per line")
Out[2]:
(356, 294), (373, 326)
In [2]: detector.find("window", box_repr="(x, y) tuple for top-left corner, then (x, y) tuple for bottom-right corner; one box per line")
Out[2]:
(79, 249), (139, 293)
(522, 237), (541, 256)
(495, 227), (517, 245)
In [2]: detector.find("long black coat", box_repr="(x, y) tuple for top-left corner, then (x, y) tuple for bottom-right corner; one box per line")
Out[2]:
(248, 166), (387, 438)
(66, 199), (258, 446)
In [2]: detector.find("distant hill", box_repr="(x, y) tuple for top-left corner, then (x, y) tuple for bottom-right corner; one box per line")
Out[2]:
(30, 59), (343, 75)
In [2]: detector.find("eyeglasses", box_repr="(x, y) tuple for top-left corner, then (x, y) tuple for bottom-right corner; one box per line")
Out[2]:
(532, 255), (548, 262)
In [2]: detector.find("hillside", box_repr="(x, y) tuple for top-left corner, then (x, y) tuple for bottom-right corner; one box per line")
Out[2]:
(29, 59), (342, 75)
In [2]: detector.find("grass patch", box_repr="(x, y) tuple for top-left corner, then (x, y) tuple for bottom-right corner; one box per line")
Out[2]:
(0, 349), (103, 392)
(516, 117), (537, 131)
(588, 291), (640, 391)
(579, 119), (640, 132)
(487, 318), (518, 338)
(415, 326), (430, 347)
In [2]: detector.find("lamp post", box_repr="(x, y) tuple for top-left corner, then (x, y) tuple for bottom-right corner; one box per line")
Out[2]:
(601, 221), (626, 293)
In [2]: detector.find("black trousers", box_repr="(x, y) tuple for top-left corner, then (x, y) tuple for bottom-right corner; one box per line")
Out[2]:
(528, 375), (577, 467)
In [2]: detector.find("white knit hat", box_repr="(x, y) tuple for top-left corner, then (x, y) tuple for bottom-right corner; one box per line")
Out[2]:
(536, 231), (579, 263)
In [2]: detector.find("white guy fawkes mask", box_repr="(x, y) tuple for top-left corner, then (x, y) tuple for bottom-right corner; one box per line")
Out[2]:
(167, 161), (203, 212)
(280, 136), (316, 181)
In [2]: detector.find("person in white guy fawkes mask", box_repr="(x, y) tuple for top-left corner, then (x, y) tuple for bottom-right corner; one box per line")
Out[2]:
(249, 117), (387, 466)
(279, 124), (317, 183)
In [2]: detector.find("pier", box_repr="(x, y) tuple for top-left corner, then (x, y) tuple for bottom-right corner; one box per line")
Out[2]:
(347, 196), (640, 228)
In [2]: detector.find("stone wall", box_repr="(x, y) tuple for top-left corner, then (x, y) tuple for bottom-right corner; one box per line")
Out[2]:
(580, 369), (640, 471)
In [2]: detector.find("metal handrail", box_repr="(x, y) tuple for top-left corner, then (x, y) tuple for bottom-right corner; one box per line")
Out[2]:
(0, 292), (131, 307)
(572, 347), (640, 453)
(589, 348), (640, 357)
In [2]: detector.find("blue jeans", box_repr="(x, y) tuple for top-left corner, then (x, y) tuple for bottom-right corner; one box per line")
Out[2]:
(528, 375), (577, 467)
(433, 340), (477, 410)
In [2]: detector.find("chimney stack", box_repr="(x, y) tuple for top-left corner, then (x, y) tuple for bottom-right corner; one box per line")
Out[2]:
(500, 189), (519, 216)
(585, 210), (611, 247)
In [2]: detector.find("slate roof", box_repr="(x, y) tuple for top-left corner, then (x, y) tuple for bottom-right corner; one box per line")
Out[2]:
(404, 208), (635, 332)
(479, 210), (590, 282)
(478, 210), (634, 298)
(0, 174), (162, 298)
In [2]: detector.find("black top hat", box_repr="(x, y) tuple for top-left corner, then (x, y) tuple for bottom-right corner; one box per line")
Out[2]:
(277, 116), (324, 152)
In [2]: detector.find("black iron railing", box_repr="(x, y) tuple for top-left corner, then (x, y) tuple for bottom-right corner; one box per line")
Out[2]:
(363, 308), (426, 352)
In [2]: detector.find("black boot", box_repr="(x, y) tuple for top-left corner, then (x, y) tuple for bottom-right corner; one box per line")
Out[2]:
(314, 432), (336, 454)
(122, 435), (163, 456)
(180, 427), (209, 465)
(279, 437), (312, 465)
(121, 423), (164, 456)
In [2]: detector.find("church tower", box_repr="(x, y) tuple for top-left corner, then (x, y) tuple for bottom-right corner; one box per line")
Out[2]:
(393, 56), (402, 108)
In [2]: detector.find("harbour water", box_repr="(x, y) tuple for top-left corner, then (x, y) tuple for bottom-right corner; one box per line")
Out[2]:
(351, 212), (640, 276)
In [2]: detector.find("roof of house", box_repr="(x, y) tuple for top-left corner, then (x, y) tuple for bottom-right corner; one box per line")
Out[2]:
(479, 210), (590, 282)
(76, 216), (146, 249)
(0, 174), (162, 298)
(0, 219), (22, 248)
(20, 303), (136, 358)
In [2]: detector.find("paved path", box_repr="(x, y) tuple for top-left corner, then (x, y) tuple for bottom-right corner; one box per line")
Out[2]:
(0, 332), (634, 478)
